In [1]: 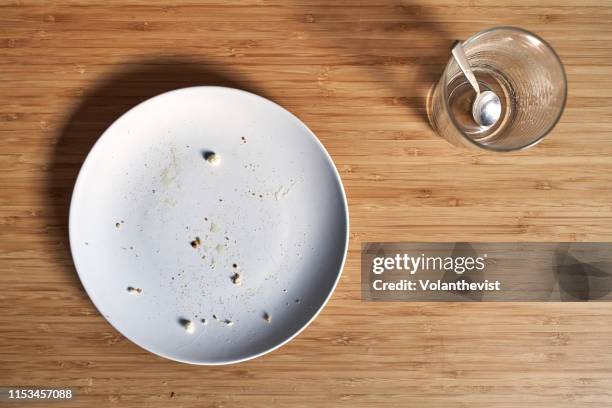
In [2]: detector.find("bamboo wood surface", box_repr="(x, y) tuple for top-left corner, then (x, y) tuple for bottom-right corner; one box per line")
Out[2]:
(1, 1), (612, 407)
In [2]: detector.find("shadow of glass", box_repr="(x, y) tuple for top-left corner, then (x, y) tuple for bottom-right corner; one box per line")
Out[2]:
(291, 0), (452, 125)
(555, 244), (612, 301)
(441, 242), (484, 301)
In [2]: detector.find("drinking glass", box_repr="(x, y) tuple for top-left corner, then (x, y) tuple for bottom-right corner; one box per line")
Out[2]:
(427, 27), (567, 151)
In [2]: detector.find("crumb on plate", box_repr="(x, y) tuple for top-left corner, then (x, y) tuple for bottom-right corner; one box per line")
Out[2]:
(231, 273), (242, 286)
(190, 237), (201, 248)
(127, 286), (142, 295)
(179, 318), (195, 334)
(203, 151), (220, 165)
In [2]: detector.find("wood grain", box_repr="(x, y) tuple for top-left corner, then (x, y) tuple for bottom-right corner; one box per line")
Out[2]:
(1, 1), (612, 406)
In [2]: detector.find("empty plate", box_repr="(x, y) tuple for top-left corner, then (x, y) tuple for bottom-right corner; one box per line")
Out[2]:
(69, 87), (349, 364)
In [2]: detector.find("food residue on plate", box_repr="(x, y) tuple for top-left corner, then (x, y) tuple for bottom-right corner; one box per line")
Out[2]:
(203, 151), (220, 165)
(200, 318), (207, 325)
(179, 318), (195, 334)
(274, 182), (297, 200)
(160, 146), (180, 187)
(230, 272), (242, 286)
(190, 237), (201, 248)
(223, 319), (234, 327)
(263, 312), (272, 323)
(127, 286), (142, 295)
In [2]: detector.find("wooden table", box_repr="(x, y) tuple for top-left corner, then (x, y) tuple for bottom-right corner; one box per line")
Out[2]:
(1, 1), (612, 406)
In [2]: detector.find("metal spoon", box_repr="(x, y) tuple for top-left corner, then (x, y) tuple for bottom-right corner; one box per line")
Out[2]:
(451, 41), (501, 127)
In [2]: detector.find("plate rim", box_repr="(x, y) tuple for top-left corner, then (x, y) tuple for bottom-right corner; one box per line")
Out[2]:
(68, 86), (350, 365)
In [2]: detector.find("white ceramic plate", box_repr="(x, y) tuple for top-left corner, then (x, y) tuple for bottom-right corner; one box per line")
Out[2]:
(69, 87), (348, 364)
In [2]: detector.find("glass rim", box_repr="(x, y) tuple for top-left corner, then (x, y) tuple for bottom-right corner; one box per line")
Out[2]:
(442, 26), (568, 152)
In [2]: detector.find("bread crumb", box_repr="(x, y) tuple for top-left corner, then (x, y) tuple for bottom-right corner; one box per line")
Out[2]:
(241, 136), (247, 144)
(190, 237), (201, 248)
(212, 314), (218, 320)
(203, 151), (220, 165)
(115, 222), (121, 229)
(231, 273), (242, 286)
(201, 318), (207, 325)
(223, 319), (234, 327)
(263, 312), (272, 323)
(180, 319), (195, 334)
(127, 286), (142, 295)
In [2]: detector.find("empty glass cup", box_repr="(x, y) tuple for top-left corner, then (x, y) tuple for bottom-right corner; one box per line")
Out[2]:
(427, 27), (567, 151)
